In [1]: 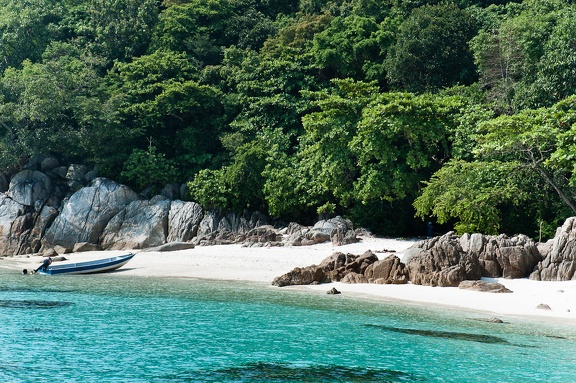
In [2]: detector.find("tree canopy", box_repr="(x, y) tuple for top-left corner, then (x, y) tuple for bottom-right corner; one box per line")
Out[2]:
(2, 0), (576, 239)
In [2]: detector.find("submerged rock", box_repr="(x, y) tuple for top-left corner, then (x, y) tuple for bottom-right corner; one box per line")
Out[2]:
(327, 287), (341, 295)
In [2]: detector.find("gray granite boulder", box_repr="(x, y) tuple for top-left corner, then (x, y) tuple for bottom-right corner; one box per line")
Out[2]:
(42, 178), (141, 249)
(272, 250), (379, 286)
(272, 265), (328, 287)
(364, 255), (409, 284)
(341, 272), (369, 283)
(40, 156), (60, 172)
(167, 200), (203, 243)
(407, 232), (483, 287)
(460, 233), (542, 278)
(283, 216), (358, 246)
(26, 205), (59, 254)
(458, 280), (512, 293)
(7, 170), (53, 207)
(66, 164), (89, 182)
(531, 217), (576, 281)
(194, 210), (268, 245)
(100, 196), (170, 250)
(145, 242), (196, 252)
(0, 195), (27, 255)
(243, 225), (282, 246)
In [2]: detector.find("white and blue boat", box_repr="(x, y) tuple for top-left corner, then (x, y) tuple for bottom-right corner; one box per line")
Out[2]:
(36, 253), (135, 275)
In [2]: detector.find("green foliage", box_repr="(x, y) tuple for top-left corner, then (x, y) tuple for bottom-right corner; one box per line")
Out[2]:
(0, 0), (63, 73)
(0, 42), (114, 167)
(299, 79), (379, 206)
(414, 160), (529, 234)
(121, 145), (177, 191)
(351, 92), (461, 203)
(187, 168), (231, 209)
(108, 50), (225, 176)
(3, 0), (576, 237)
(310, 14), (391, 84)
(416, 95), (576, 236)
(385, 3), (478, 92)
(71, 0), (160, 63)
(188, 140), (267, 211)
(470, 0), (566, 112)
(525, 8), (576, 108)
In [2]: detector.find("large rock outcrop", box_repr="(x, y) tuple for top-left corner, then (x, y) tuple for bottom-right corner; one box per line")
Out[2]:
(193, 210), (270, 245)
(407, 232), (483, 287)
(42, 178), (141, 249)
(459, 233), (541, 278)
(7, 170), (53, 207)
(0, 195), (27, 255)
(405, 231), (542, 286)
(272, 251), (408, 287)
(0, 157), (366, 255)
(531, 217), (576, 281)
(100, 196), (171, 249)
(364, 256), (409, 284)
(167, 200), (204, 243)
(101, 197), (207, 250)
(283, 216), (358, 246)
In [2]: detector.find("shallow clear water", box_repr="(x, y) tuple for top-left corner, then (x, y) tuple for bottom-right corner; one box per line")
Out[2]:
(0, 269), (575, 382)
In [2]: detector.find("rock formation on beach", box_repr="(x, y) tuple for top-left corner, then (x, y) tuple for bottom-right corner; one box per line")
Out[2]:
(0, 155), (358, 256)
(530, 217), (576, 281)
(6, 155), (576, 285)
(272, 250), (408, 287)
(272, 224), (573, 287)
(404, 231), (542, 286)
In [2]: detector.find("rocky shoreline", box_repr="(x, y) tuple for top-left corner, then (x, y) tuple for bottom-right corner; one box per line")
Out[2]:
(3, 154), (576, 287)
(273, 220), (576, 287)
(0, 155), (360, 257)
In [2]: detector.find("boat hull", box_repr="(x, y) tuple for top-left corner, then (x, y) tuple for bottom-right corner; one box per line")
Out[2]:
(38, 253), (135, 275)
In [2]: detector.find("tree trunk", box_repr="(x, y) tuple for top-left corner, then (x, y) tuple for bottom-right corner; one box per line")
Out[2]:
(533, 163), (576, 214)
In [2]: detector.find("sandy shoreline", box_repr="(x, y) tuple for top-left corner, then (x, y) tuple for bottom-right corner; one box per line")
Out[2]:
(3, 236), (576, 324)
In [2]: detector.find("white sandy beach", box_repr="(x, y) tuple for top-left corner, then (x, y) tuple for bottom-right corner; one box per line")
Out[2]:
(4, 236), (576, 324)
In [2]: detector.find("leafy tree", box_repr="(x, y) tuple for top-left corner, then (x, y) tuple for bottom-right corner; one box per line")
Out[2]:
(470, 0), (564, 113)
(150, 0), (232, 65)
(121, 144), (177, 191)
(414, 160), (529, 234)
(0, 42), (114, 168)
(151, 0), (277, 65)
(477, 99), (576, 213)
(525, 7), (576, 108)
(415, 96), (576, 235)
(297, 79), (379, 208)
(385, 3), (478, 92)
(71, 0), (160, 63)
(350, 92), (461, 204)
(310, 14), (392, 84)
(108, 50), (225, 177)
(190, 40), (320, 215)
(0, 0), (63, 73)
(188, 140), (267, 211)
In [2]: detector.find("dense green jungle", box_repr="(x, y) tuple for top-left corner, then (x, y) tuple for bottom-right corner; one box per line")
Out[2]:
(2, 0), (576, 239)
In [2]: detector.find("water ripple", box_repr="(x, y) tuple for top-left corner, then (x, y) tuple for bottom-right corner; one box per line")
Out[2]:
(0, 299), (73, 309)
(168, 362), (423, 382)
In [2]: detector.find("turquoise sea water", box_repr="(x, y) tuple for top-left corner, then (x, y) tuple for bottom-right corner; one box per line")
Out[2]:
(1, 269), (575, 383)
